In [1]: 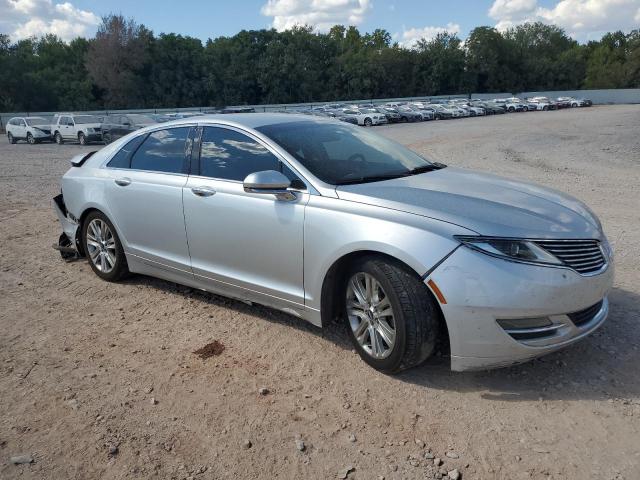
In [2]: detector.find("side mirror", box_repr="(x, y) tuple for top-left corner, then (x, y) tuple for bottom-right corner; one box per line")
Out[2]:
(243, 170), (295, 201)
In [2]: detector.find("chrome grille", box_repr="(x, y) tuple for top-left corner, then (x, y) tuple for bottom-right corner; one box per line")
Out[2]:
(534, 240), (606, 274)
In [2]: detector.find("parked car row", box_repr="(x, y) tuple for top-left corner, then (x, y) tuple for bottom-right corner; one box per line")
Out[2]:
(5, 96), (592, 144)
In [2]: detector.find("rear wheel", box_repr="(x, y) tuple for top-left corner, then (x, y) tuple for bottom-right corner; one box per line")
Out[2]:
(27, 133), (35, 144)
(78, 132), (86, 145)
(7, 132), (16, 144)
(82, 211), (129, 282)
(55, 132), (63, 145)
(343, 256), (440, 373)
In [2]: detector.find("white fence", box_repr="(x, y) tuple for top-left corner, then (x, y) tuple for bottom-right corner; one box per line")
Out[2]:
(2, 89), (639, 133)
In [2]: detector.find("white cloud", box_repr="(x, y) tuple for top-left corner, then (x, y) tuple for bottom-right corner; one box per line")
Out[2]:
(397, 22), (461, 48)
(261, 0), (371, 31)
(489, 0), (537, 19)
(488, 0), (640, 40)
(0, 0), (100, 41)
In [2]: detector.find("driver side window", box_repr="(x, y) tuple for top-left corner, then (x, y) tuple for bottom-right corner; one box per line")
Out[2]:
(199, 127), (286, 182)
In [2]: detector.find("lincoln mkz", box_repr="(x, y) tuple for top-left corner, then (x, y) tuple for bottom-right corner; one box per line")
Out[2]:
(53, 114), (613, 372)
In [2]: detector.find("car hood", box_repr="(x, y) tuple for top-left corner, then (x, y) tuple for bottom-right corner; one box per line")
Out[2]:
(336, 167), (602, 239)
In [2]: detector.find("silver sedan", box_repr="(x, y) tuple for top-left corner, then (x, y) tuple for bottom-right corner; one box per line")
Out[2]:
(53, 114), (614, 372)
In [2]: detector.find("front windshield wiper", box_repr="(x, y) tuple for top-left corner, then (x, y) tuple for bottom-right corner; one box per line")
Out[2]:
(407, 162), (447, 175)
(336, 163), (447, 185)
(335, 172), (410, 185)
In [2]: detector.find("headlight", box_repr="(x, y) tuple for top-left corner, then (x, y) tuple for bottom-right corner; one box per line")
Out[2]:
(455, 236), (563, 266)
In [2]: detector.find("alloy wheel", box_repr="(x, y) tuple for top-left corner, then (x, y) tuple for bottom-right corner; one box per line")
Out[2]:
(346, 272), (396, 359)
(27, 133), (35, 144)
(86, 218), (117, 273)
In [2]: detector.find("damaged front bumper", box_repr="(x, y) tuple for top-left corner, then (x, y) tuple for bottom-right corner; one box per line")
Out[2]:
(52, 193), (82, 260)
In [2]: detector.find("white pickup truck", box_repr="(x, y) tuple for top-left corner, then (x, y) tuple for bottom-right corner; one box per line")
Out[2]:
(51, 113), (103, 145)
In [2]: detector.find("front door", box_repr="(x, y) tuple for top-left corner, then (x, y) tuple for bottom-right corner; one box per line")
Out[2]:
(182, 125), (307, 309)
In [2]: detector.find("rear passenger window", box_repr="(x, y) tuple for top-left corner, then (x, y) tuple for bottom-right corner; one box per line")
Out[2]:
(199, 127), (281, 181)
(130, 127), (190, 174)
(107, 134), (147, 169)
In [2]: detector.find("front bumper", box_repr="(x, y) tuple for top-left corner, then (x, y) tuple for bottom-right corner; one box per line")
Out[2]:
(428, 245), (614, 371)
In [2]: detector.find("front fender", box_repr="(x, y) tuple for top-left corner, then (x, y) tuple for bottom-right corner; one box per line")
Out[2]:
(303, 195), (473, 316)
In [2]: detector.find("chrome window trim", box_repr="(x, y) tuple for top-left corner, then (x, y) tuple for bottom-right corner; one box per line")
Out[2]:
(100, 123), (198, 174)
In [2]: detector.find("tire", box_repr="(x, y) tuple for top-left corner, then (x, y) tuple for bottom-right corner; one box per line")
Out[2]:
(78, 132), (87, 145)
(55, 132), (63, 144)
(27, 133), (35, 144)
(401, 116), (408, 123)
(103, 132), (112, 144)
(543, 105), (548, 111)
(508, 107), (515, 112)
(364, 117), (372, 127)
(8, 132), (16, 144)
(343, 255), (440, 373)
(81, 211), (130, 282)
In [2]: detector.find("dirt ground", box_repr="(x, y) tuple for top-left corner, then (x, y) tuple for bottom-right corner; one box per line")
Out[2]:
(1, 105), (639, 480)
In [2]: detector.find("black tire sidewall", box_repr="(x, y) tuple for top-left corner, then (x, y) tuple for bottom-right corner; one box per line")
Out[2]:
(79, 133), (86, 145)
(81, 211), (128, 282)
(343, 258), (409, 372)
(8, 133), (15, 144)
(55, 132), (63, 144)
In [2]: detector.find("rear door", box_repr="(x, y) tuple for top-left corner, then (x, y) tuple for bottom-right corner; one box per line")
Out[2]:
(60, 116), (74, 139)
(104, 126), (196, 273)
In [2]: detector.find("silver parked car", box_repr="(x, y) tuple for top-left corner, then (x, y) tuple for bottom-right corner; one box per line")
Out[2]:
(53, 114), (613, 372)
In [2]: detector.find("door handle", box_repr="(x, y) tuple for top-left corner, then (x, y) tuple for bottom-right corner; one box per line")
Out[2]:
(114, 177), (131, 187)
(191, 186), (216, 197)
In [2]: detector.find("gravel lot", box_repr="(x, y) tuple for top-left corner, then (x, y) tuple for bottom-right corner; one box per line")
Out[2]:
(1, 105), (639, 480)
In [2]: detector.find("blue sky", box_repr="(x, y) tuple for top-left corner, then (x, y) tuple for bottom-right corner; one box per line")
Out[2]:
(2, 0), (639, 45)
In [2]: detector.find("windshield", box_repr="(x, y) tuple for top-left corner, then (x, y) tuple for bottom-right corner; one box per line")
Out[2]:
(74, 115), (100, 124)
(25, 118), (49, 126)
(257, 120), (439, 185)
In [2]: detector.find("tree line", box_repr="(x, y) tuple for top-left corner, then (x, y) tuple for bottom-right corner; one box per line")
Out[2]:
(1, 14), (639, 112)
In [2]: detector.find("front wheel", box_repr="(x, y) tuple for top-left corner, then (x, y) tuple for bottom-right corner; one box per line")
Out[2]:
(8, 132), (16, 144)
(343, 256), (440, 373)
(364, 117), (372, 127)
(78, 132), (87, 145)
(55, 132), (63, 144)
(82, 211), (129, 282)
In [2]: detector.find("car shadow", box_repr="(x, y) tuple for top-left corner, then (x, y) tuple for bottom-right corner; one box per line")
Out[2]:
(124, 275), (639, 402)
(121, 274), (354, 352)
